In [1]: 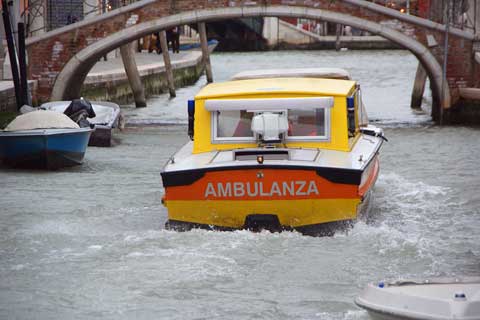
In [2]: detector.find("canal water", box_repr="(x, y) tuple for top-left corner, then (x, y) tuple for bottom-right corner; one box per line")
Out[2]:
(1, 50), (479, 319)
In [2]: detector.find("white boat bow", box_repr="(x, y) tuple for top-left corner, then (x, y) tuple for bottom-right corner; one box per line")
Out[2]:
(355, 277), (480, 320)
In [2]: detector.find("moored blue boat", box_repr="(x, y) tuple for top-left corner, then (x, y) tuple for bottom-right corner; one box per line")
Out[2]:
(0, 110), (93, 169)
(0, 128), (93, 169)
(179, 39), (219, 51)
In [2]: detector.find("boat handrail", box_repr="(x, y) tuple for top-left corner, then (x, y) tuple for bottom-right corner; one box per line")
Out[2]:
(204, 97), (334, 112)
(388, 277), (480, 286)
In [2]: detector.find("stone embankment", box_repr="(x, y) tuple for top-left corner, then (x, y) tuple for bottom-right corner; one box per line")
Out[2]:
(81, 49), (206, 104)
(262, 19), (401, 50)
(0, 45), (209, 113)
(0, 81), (37, 113)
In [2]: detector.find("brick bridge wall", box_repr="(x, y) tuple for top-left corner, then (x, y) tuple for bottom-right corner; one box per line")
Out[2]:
(26, 0), (478, 108)
(416, 1), (480, 115)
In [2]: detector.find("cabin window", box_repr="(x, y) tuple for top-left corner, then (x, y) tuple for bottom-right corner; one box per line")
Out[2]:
(213, 110), (255, 141)
(212, 108), (329, 143)
(287, 108), (327, 140)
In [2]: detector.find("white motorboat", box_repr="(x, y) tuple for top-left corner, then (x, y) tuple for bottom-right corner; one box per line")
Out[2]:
(355, 277), (480, 320)
(41, 100), (121, 147)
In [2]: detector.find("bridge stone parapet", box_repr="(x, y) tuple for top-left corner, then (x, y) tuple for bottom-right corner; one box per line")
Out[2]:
(25, 0), (478, 123)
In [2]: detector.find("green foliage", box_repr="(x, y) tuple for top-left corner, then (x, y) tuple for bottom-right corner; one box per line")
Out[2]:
(0, 112), (18, 129)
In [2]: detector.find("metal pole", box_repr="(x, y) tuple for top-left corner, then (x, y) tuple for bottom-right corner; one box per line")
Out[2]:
(276, 17), (279, 49)
(2, 0), (23, 109)
(18, 22), (30, 106)
(10, 0), (19, 48)
(441, 0), (450, 125)
(475, 0), (479, 35)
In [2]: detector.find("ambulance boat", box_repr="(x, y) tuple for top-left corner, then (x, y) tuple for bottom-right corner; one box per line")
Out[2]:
(160, 69), (385, 235)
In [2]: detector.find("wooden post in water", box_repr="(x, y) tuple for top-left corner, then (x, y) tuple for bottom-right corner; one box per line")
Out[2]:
(410, 63), (427, 109)
(159, 30), (176, 97)
(335, 24), (342, 51)
(198, 22), (213, 83)
(120, 42), (146, 107)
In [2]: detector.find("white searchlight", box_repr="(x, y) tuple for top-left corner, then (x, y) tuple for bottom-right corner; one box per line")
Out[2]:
(251, 112), (289, 143)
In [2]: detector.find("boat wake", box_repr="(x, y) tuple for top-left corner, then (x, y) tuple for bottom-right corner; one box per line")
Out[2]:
(348, 172), (480, 277)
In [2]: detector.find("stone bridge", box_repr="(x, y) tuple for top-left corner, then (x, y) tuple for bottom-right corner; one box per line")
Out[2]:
(25, 0), (480, 123)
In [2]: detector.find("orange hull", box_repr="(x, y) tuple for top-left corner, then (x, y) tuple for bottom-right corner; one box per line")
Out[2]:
(161, 156), (380, 234)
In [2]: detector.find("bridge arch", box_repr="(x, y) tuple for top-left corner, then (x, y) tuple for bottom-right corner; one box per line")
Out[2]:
(51, 5), (449, 110)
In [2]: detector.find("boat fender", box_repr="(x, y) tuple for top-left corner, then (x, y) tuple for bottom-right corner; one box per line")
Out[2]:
(360, 127), (388, 142)
(454, 292), (467, 301)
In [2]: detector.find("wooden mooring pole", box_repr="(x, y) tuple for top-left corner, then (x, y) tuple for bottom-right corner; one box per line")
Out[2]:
(335, 24), (342, 51)
(120, 42), (146, 107)
(410, 63), (427, 109)
(198, 22), (213, 83)
(159, 30), (176, 98)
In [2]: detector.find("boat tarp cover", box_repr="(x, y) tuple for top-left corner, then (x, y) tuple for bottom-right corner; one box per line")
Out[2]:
(41, 101), (118, 126)
(4, 110), (80, 131)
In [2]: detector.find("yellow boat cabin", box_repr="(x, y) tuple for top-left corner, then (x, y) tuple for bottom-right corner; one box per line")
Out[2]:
(191, 77), (364, 153)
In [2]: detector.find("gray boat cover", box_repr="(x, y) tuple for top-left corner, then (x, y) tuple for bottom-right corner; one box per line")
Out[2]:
(4, 110), (79, 131)
(41, 101), (119, 126)
(231, 68), (352, 81)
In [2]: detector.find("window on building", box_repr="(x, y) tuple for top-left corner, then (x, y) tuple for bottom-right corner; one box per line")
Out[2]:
(47, 0), (84, 30)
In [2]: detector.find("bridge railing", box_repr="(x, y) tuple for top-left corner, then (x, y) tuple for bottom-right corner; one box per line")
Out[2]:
(24, 0), (143, 37)
(22, 0), (478, 38)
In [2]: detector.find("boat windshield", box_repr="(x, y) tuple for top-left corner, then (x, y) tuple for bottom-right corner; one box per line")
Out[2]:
(213, 108), (328, 142)
(217, 110), (254, 138)
(288, 109), (326, 138)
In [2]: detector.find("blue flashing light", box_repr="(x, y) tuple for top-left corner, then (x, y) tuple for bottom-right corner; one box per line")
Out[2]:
(347, 96), (355, 109)
(188, 99), (195, 114)
(187, 99), (195, 140)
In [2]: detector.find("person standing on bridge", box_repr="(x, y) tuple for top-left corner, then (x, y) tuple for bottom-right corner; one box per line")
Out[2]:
(166, 27), (180, 53)
(172, 27), (180, 53)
